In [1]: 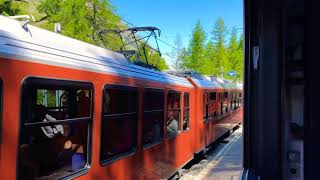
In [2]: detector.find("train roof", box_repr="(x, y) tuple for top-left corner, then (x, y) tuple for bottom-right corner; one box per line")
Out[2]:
(165, 70), (223, 89)
(192, 78), (223, 89)
(0, 16), (192, 88)
(207, 76), (239, 90)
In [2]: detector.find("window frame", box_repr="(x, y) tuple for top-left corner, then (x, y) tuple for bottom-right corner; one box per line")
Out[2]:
(142, 88), (165, 149)
(166, 90), (182, 139)
(100, 84), (138, 166)
(18, 77), (94, 180)
(183, 92), (190, 131)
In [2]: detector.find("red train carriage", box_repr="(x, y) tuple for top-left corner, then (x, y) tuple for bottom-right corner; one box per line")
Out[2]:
(213, 78), (243, 139)
(166, 71), (243, 152)
(0, 16), (242, 180)
(0, 16), (196, 180)
(186, 74), (225, 152)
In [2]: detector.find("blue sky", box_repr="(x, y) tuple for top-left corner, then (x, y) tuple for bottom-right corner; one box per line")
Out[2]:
(111, 0), (243, 67)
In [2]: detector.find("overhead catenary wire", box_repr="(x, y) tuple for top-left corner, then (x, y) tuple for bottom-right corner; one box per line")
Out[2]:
(117, 17), (181, 62)
(118, 17), (180, 52)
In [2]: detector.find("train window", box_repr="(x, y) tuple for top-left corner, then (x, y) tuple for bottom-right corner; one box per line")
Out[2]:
(223, 92), (228, 99)
(100, 85), (137, 164)
(234, 92), (237, 108)
(142, 89), (164, 147)
(210, 92), (217, 100)
(203, 92), (209, 121)
(18, 77), (93, 180)
(167, 91), (181, 138)
(183, 92), (190, 130)
(209, 92), (217, 118)
(0, 79), (2, 144)
(219, 93), (223, 115)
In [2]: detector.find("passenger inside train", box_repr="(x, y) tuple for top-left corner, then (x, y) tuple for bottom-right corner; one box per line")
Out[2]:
(19, 86), (91, 180)
(142, 89), (164, 146)
(183, 93), (190, 130)
(166, 91), (181, 138)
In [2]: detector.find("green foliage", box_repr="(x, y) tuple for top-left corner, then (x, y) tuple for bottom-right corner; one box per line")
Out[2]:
(211, 17), (228, 77)
(135, 46), (168, 70)
(237, 33), (244, 81)
(182, 21), (206, 72)
(181, 18), (244, 82)
(36, 0), (122, 45)
(0, 0), (27, 16)
(226, 27), (239, 78)
(37, 0), (62, 19)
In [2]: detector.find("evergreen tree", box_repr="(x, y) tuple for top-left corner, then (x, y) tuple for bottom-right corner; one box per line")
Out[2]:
(227, 27), (240, 80)
(183, 21), (206, 72)
(211, 17), (227, 77)
(180, 47), (190, 69)
(201, 41), (215, 75)
(237, 33), (244, 81)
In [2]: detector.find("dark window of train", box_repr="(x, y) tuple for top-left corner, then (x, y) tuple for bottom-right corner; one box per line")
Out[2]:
(0, 79), (2, 144)
(223, 92), (229, 113)
(223, 92), (228, 99)
(219, 93), (223, 115)
(183, 92), (190, 131)
(142, 88), (164, 147)
(18, 77), (93, 180)
(236, 93), (240, 108)
(167, 91), (181, 138)
(203, 92), (209, 120)
(210, 92), (217, 101)
(209, 92), (217, 118)
(100, 85), (137, 164)
(234, 92), (238, 109)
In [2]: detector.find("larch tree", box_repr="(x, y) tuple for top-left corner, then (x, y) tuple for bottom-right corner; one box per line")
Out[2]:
(183, 21), (206, 73)
(201, 41), (215, 75)
(227, 27), (241, 81)
(211, 17), (228, 77)
(237, 33), (244, 81)
(180, 47), (190, 69)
